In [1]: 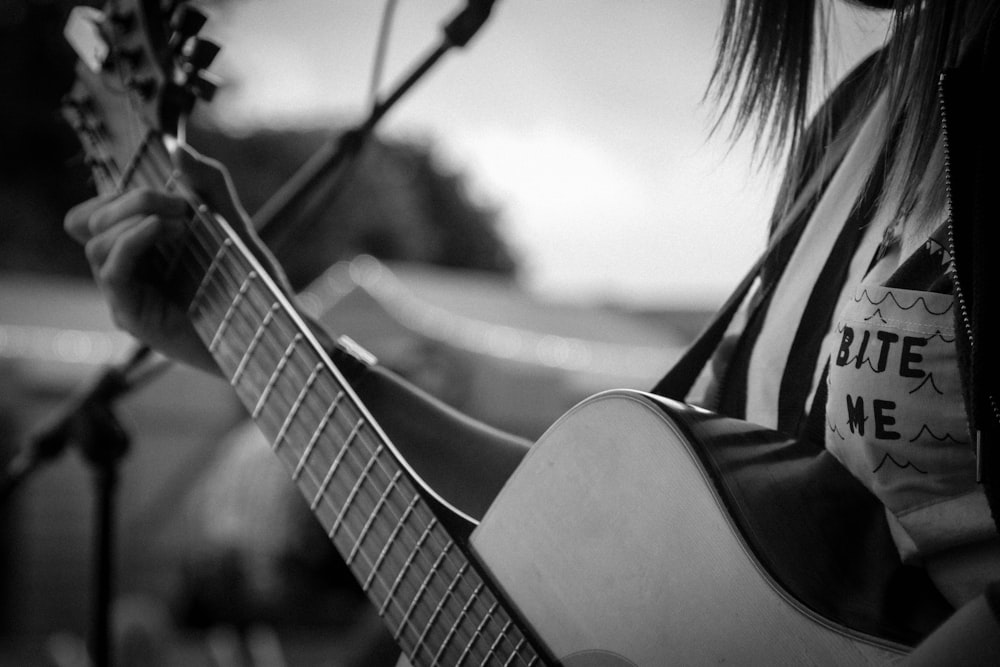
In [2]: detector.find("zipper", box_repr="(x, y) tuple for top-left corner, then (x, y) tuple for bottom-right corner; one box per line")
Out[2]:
(938, 71), (1000, 482)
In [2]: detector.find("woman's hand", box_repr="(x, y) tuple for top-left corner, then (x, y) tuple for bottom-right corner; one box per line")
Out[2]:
(64, 145), (286, 374)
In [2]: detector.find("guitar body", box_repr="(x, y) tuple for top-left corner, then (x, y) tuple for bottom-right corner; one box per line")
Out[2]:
(470, 390), (923, 666)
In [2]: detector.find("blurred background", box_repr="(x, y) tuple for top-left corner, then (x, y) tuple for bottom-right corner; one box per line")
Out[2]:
(0, 0), (889, 665)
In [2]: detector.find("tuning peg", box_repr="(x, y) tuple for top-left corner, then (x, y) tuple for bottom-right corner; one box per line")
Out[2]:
(188, 71), (220, 101)
(61, 91), (88, 111)
(107, 9), (135, 31)
(62, 93), (96, 128)
(170, 4), (207, 40)
(126, 75), (157, 100)
(83, 154), (105, 170)
(116, 45), (144, 67)
(63, 106), (85, 132)
(183, 38), (220, 70)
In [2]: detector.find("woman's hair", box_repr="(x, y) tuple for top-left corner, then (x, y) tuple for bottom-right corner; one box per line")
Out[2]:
(710, 0), (997, 228)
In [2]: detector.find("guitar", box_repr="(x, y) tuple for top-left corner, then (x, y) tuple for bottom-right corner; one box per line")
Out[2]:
(61, 2), (951, 664)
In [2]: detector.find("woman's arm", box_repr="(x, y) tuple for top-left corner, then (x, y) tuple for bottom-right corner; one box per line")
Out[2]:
(350, 362), (530, 519)
(904, 587), (1000, 665)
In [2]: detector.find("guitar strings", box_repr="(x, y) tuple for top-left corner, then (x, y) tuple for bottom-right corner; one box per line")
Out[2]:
(112, 133), (538, 666)
(165, 178), (538, 666)
(174, 210), (535, 666)
(128, 163), (498, 659)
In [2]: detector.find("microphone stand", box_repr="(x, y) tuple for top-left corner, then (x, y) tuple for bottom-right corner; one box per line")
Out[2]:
(256, 0), (497, 252)
(1, 344), (169, 667)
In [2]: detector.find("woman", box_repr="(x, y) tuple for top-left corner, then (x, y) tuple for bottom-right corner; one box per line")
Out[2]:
(65, 0), (1000, 661)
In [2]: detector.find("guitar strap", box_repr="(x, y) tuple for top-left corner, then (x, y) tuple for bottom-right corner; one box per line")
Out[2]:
(650, 126), (856, 402)
(650, 47), (895, 404)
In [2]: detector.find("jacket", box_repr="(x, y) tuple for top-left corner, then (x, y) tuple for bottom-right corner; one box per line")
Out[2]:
(942, 11), (1000, 531)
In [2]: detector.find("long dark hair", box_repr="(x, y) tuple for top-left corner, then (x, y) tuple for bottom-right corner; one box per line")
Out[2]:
(710, 0), (998, 231)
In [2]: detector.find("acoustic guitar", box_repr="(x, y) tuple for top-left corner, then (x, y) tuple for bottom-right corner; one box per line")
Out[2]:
(61, 2), (950, 664)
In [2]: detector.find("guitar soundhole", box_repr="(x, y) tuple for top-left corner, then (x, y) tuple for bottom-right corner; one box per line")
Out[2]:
(562, 650), (638, 667)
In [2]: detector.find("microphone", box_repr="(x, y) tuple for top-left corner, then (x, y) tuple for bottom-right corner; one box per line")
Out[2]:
(444, 0), (498, 48)
(256, 0), (502, 245)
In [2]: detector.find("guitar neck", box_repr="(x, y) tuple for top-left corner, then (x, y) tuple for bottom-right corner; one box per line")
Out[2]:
(122, 135), (544, 666)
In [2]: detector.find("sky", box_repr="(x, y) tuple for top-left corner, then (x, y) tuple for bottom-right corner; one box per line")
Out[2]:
(199, 0), (890, 309)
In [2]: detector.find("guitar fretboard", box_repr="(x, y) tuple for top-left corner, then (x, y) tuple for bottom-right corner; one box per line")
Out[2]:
(95, 131), (544, 666)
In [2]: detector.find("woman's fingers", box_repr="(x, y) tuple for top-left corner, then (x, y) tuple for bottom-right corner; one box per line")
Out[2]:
(63, 179), (236, 376)
(66, 188), (188, 243)
(86, 214), (184, 274)
(64, 192), (116, 242)
(89, 189), (188, 237)
(105, 215), (183, 281)
(84, 214), (184, 333)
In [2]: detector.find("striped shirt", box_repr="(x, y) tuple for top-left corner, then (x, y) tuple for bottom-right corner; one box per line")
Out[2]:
(689, 94), (999, 604)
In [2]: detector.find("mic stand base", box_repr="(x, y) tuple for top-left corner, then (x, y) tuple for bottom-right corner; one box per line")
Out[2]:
(76, 398), (131, 667)
(91, 462), (119, 667)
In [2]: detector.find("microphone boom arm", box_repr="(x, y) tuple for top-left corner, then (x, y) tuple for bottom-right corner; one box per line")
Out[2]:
(254, 0), (497, 251)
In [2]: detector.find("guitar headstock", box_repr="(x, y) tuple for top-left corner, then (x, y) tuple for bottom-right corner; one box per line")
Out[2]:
(62, 0), (220, 193)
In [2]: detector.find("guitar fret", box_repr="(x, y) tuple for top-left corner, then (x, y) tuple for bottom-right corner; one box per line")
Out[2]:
(293, 391), (344, 481)
(231, 303), (280, 386)
(364, 494), (420, 592)
(209, 269), (256, 352)
(347, 470), (402, 566)
(411, 558), (465, 663)
(272, 362), (324, 451)
(397, 540), (454, 643)
(309, 417), (364, 511)
(457, 600), (498, 667)
(429, 571), (479, 666)
(252, 332), (303, 419)
(502, 638), (530, 667)
(188, 237), (234, 316)
(482, 621), (513, 667)
(330, 443), (384, 544)
(380, 517), (437, 617)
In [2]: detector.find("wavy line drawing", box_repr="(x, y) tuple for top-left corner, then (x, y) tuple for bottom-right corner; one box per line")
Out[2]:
(872, 453), (927, 475)
(921, 329), (956, 344)
(908, 424), (968, 445)
(864, 308), (888, 324)
(852, 288), (954, 316)
(908, 373), (944, 395)
(827, 419), (846, 440)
